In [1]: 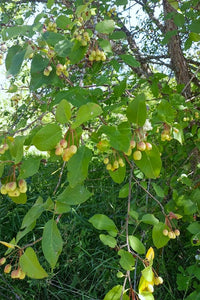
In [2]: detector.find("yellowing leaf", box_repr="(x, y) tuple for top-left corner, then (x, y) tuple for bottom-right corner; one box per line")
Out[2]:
(146, 247), (154, 261)
(0, 241), (15, 249)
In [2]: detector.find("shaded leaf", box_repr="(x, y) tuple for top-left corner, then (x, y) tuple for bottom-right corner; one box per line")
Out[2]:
(32, 124), (62, 151)
(89, 214), (118, 237)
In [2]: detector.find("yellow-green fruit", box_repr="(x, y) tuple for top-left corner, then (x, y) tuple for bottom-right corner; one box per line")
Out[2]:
(106, 163), (112, 170)
(1, 185), (7, 195)
(3, 143), (9, 151)
(0, 147), (5, 154)
(6, 182), (17, 192)
(8, 188), (20, 197)
(174, 229), (180, 236)
(103, 157), (109, 165)
(69, 145), (77, 154)
(162, 229), (169, 236)
(137, 141), (146, 151)
(60, 139), (67, 148)
(133, 150), (142, 161)
(55, 146), (64, 156)
(113, 160), (119, 169)
(168, 231), (174, 239)
(4, 264), (11, 274)
(19, 270), (26, 280)
(147, 284), (154, 293)
(18, 179), (27, 193)
(154, 276), (163, 285)
(62, 148), (71, 162)
(130, 140), (136, 149)
(118, 158), (125, 167)
(146, 142), (152, 151)
(0, 257), (6, 265)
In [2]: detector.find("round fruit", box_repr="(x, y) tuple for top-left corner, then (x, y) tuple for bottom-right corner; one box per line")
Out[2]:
(130, 140), (136, 149)
(162, 229), (169, 236)
(4, 264), (11, 274)
(1, 185), (7, 195)
(0, 257), (6, 265)
(133, 150), (142, 161)
(103, 158), (109, 165)
(174, 229), (180, 236)
(70, 145), (77, 154)
(137, 141), (146, 151)
(55, 146), (63, 156)
(60, 139), (67, 148)
(146, 142), (152, 150)
(113, 160), (119, 169)
(168, 231), (174, 239)
(6, 182), (17, 192)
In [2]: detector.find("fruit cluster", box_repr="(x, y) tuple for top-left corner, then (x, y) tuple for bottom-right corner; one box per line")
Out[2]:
(161, 124), (172, 141)
(55, 139), (77, 162)
(163, 229), (180, 239)
(56, 63), (69, 77)
(104, 157), (125, 171)
(107, 7), (117, 17)
(0, 179), (27, 197)
(74, 29), (90, 46)
(0, 143), (9, 155)
(0, 258), (26, 280)
(47, 48), (55, 59)
(43, 65), (52, 76)
(46, 22), (57, 33)
(125, 140), (152, 161)
(88, 49), (106, 62)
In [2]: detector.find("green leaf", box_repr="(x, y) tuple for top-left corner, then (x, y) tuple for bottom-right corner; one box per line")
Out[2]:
(141, 214), (159, 225)
(6, 47), (27, 76)
(113, 79), (127, 98)
(67, 146), (92, 187)
(18, 157), (41, 179)
(47, 0), (54, 8)
(118, 182), (134, 198)
(42, 31), (65, 46)
(109, 166), (126, 184)
(20, 247), (48, 279)
(157, 100), (176, 123)
(16, 222), (36, 244)
(189, 32), (200, 42)
(99, 234), (117, 248)
(55, 202), (71, 214)
(120, 54), (140, 68)
(42, 219), (63, 269)
(118, 249), (135, 271)
(56, 99), (71, 124)
(72, 103), (102, 129)
(142, 266), (154, 281)
(96, 20), (115, 34)
(152, 222), (170, 249)
(134, 144), (162, 179)
(104, 285), (129, 300)
(187, 222), (200, 234)
(89, 214), (118, 237)
(2, 25), (34, 41)
(110, 31), (126, 40)
(152, 183), (165, 197)
(9, 136), (26, 164)
(32, 124), (62, 151)
(56, 184), (92, 206)
(21, 197), (44, 229)
(126, 94), (147, 126)
(189, 20), (200, 33)
(56, 15), (72, 30)
(69, 41), (87, 64)
(173, 13), (185, 27)
(129, 236), (146, 254)
(100, 123), (131, 152)
(167, 0), (179, 10)
(172, 124), (184, 144)
(99, 39), (112, 53)
(54, 40), (73, 57)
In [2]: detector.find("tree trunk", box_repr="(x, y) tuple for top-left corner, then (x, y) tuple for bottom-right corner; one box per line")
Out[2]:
(163, 0), (192, 98)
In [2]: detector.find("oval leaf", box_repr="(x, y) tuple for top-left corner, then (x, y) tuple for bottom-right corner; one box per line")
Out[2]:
(129, 236), (146, 254)
(20, 247), (48, 279)
(89, 214), (118, 237)
(152, 222), (170, 249)
(56, 99), (71, 124)
(42, 219), (63, 269)
(99, 234), (117, 248)
(72, 103), (102, 129)
(96, 20), (115, 34)
(118, 249), (135, 271)
(141, 214), (159, 225)
(126, 94), (147, 126)
(32, 124), (62, 151)
(134, 144), (162, 179)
